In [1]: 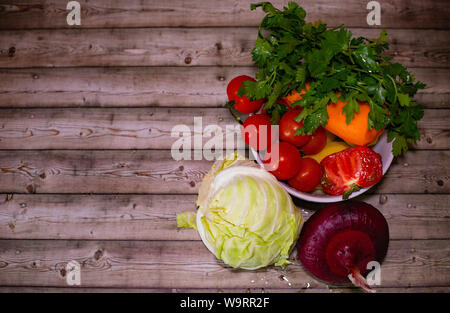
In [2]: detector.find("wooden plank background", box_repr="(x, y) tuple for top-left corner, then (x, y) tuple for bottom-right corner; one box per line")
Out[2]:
(0, 0), (449, 293)
(1, 0), (449, 29)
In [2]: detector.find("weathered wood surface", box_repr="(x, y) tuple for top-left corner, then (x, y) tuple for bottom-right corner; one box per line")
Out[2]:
(1, 0), (449, 29)
(1, 28), (449, 68)
(0, 67), (447, 108)
(0, 150), (448, 194)
(0, 194), (448, 240)
(0, 239), (448, 288)
(0, 107), (244, 150)
(0, 108), (447, 150)
(0, 0), (448, 293)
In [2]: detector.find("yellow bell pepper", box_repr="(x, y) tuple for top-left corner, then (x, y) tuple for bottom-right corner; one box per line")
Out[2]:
(307, 141), (350, 164)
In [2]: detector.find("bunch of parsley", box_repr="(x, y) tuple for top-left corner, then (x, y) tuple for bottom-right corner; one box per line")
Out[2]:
(238, 2), (426, 156)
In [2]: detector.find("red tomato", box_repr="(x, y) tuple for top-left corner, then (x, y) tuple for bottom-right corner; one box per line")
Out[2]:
(279, 109), (311, 147)
(288, 157), (322, 192)
(321, 146), (383, 198)
(227, 75), (265, 114)
(301, 127), (327, 155)
(264, 142), (302, 180)
(241, 114), (274, 151)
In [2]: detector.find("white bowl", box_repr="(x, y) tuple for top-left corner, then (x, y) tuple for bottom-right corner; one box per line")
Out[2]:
(250, 131), (394, 203)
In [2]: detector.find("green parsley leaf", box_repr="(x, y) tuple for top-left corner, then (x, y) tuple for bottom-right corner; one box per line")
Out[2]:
(341, 94), (360, 124)
(388, 131), (409, 156)
(397, 93), (410, 107)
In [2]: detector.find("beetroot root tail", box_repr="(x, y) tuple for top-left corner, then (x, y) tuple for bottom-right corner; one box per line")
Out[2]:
(348, 268), (376, 293)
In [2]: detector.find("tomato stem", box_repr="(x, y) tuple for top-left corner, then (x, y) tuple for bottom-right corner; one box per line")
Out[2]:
(226, 101), (244, 125)
(343, 184), (361, 199)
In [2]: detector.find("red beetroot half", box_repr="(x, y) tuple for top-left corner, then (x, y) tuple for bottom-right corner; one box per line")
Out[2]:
(298, 201), (389, 292)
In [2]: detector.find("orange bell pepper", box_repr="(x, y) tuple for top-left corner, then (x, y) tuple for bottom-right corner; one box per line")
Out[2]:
(281, 82), (310, 108)
(325, 98), (383, 146)
(282, 85), (383, 146)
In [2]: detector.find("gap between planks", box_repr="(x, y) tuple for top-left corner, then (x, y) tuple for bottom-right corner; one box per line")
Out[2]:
(0, 239), (448, 288)
(1, 0), (449, 29)
(0, 193), (449, 241)
(0, 108), (448, 150)
(0, 28), (449, 68)
(0, 67), (447, 108)
(0, 150), (448, 194)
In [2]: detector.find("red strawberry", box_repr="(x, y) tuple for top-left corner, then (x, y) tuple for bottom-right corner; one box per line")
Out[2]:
(320, 146), (383, 199)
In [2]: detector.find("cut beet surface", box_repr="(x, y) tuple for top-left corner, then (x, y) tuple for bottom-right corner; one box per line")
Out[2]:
(298, 201), (389, 292)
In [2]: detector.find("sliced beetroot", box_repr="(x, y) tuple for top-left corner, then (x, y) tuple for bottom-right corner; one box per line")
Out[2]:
(298, 201), (389, 291)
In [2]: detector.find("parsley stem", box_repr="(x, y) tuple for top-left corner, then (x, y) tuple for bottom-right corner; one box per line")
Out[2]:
(387, 74), (398, 104)
(349, 54), (355, 65)
(268, 70), (277, 86)
(330, 24), (344, 31)
(345, 85), (366, 94)
(370, 73), (383, 82)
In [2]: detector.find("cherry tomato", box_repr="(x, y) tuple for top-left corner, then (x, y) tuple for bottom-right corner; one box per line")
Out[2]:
(288, 157), (322, 192)
(301, 127), (327, 155)
(241, 114), (274, 151)
(227, 75), (265, 114)
(264, 141), (302, 180)
(279, 109), (311, 147)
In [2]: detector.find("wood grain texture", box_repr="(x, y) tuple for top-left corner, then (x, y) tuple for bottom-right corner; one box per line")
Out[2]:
(0, 107), (242, 150)
(0, 150), (448, 194)
(0, 0), (449, 29)
(0, 0), (448, 294)
(0, 239), (448, 288)
(0, 67), (446, 108)
(0, 108), (447, 150)
(1, 28), (448, 68)
(0, 150), (209, 194)
(416, 109), (450, 150)
(0, 194), (448, 240)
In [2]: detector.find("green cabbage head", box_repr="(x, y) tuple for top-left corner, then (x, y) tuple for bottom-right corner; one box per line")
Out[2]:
(177, 153), (303, 270)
